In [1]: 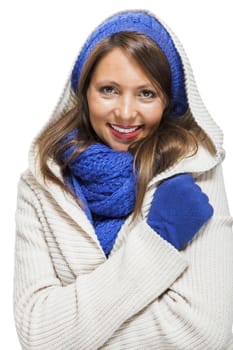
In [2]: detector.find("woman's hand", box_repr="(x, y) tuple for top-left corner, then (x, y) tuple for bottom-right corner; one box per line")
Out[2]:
(147, 174), (213, 250)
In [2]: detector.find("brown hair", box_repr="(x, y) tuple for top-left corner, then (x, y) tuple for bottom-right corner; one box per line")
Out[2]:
(37, 32), (216, 218)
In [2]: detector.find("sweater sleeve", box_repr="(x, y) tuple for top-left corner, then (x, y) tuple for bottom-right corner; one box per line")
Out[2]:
(104, 164), (233, 349)
(14, 176), (187, 350)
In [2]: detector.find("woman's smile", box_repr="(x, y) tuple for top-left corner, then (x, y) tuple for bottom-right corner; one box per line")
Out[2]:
(108, 123), (144, 141)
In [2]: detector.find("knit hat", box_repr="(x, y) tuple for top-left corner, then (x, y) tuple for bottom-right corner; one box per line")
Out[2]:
(71, 10), (188, 117)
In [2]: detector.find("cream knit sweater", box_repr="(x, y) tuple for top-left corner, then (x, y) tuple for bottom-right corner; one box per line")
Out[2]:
(14, 11), (233, 350)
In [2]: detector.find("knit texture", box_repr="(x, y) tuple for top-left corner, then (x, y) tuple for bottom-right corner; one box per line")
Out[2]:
(71, 10), (188, 117)
(61, 130), (136, 256)
(14, 165), (233, 349)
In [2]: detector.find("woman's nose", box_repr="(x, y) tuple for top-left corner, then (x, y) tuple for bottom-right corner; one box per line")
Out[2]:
(114, 95), (137, 123)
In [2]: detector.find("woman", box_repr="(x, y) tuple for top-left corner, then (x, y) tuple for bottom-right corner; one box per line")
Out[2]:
(14, 10), (233, 349)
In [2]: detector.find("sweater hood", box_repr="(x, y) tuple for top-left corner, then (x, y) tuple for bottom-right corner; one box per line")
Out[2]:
(28, 9), (225, 184)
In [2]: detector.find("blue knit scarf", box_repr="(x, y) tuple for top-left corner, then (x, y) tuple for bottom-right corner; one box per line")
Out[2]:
(61, 130), (137, 256)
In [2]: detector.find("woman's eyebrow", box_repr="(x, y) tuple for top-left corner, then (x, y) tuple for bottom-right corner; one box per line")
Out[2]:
(94, 80), (154, 89)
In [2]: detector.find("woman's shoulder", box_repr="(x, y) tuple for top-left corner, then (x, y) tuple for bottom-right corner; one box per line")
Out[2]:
(18, 168), (42, 194)
(17, 168), (58, 209)
(16, 169), (47, 214)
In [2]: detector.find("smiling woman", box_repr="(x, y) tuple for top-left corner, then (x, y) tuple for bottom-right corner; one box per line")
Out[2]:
(14, 9), (233, 350)
(37, 30), (215, 217)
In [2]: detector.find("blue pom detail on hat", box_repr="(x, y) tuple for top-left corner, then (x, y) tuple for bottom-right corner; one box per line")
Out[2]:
(71, 10), (188, 117)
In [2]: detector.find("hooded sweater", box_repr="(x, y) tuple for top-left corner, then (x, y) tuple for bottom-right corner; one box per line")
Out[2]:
(14, 10), (233, 350)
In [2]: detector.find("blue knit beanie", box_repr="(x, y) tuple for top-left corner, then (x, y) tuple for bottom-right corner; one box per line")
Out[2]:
(71, 10), (188, 117)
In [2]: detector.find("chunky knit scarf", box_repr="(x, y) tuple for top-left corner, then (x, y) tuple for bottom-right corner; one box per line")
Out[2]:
(61, 130), (137, 256)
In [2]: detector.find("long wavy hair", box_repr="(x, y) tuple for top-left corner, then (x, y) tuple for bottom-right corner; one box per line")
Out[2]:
(37, 32), (216, 218)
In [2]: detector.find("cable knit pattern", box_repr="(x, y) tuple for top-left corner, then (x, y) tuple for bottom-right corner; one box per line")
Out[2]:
(14, 9), (233, 350)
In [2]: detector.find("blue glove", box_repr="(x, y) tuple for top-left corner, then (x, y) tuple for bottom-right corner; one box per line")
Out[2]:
(147, 174), (213, 250)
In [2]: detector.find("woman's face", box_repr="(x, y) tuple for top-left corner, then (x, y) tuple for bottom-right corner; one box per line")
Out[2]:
(87, 48), (165, 151)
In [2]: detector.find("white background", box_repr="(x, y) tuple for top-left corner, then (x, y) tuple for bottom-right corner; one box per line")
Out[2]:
(0, 0), (232, 348)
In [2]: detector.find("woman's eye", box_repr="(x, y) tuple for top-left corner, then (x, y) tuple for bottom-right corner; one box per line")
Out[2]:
(100, 86), (117, 95)
(139, 90), (156, 99)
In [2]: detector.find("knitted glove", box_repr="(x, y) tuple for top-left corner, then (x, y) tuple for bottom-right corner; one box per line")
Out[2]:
(147, 174), (213, 250)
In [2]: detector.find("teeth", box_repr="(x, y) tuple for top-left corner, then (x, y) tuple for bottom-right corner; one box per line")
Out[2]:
(110, 124), (139, 133)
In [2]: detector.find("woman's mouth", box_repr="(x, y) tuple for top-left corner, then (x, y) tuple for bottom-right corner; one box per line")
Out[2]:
(108, 123), (143, 140)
